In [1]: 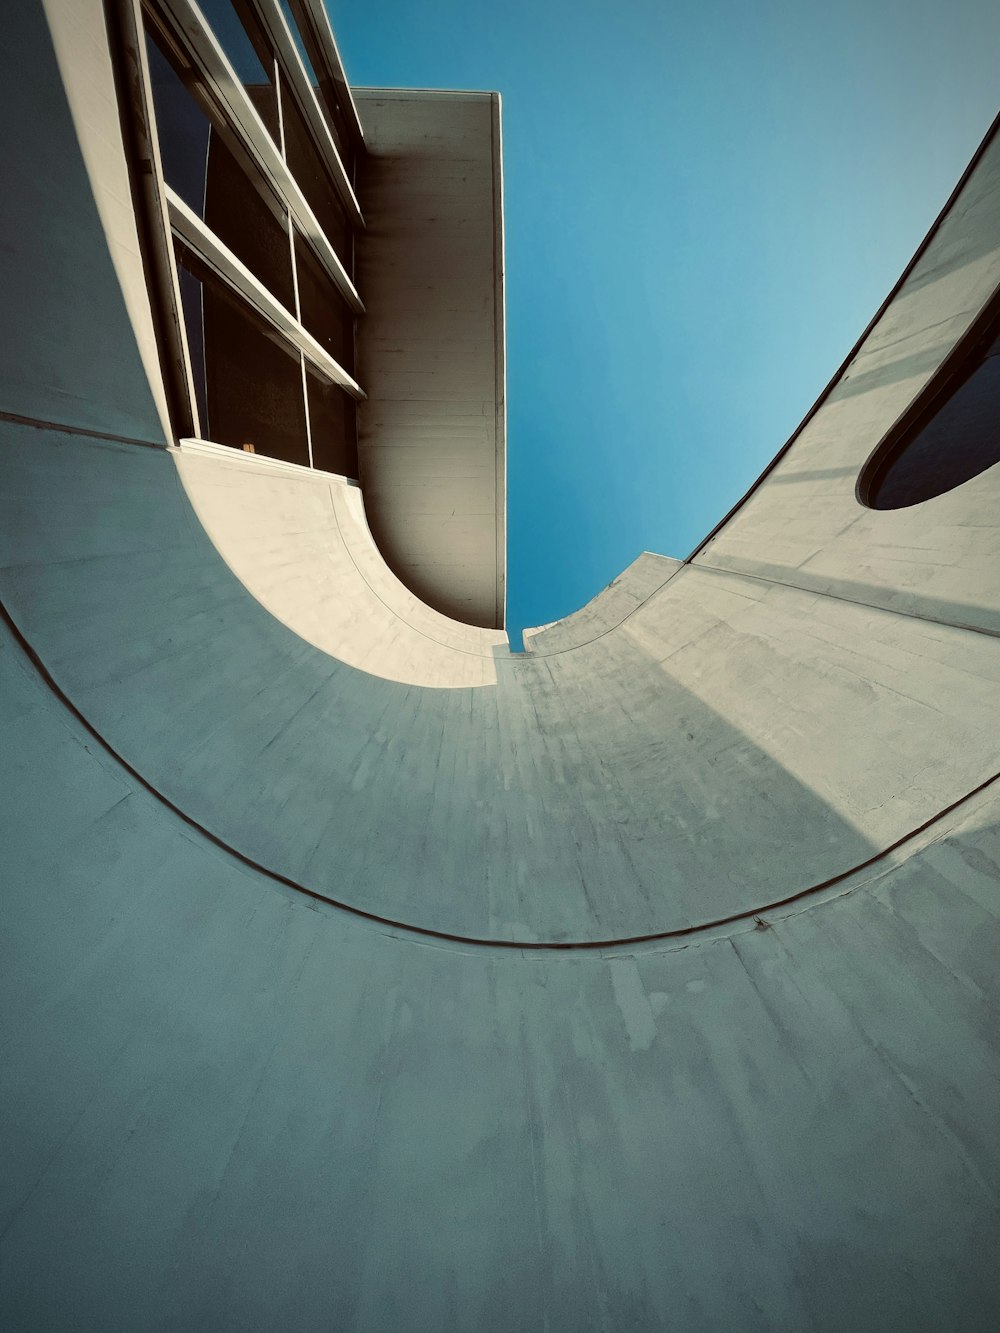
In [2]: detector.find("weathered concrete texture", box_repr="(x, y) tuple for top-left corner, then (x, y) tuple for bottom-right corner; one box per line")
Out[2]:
(3, 3), (1000, 1328)
(3, 616), (1000, 1333)
(5, 423), (1000, 943)
(355, 89), (505, 629)
(523, 552), (682, 654)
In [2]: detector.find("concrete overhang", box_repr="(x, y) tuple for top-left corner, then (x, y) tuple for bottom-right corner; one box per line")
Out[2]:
(353, 88), (506, 630)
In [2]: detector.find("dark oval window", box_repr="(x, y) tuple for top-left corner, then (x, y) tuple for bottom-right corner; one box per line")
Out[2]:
(857, 300), (1000, 509)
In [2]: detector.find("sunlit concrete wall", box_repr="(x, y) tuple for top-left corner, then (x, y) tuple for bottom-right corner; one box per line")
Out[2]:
(2, 3), (1000, 1330)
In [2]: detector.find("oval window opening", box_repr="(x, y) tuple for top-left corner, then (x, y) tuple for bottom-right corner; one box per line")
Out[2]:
(857, 302), (1000, 510)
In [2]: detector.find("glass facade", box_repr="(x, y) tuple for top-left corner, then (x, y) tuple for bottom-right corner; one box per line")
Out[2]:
(307, 368), (358, 478)
(139, 0), (361, 474)
(177, 251), (310, 467)
(197, 0), (280, 139)
(281, 89), (351, 268)
(145, 26), (212, 216)
(294, 230), (354, 370)
(277, 0), (355, 178)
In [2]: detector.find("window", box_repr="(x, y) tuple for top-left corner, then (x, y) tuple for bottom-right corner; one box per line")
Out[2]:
(144, 24), (212, 215)
(126, 3), (364, 473)
(858, 301), (1000, 509)
(307, 367), (358, 478)
(196, 0), (280, 139)
(278, 0), (356, 177)
(294, 230), (354, 370)
(145, 23), (294, 306)
(176, 249), (309, 467)
(281, 86), (351, 264)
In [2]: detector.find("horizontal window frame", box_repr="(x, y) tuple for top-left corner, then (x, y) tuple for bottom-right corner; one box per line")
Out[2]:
(168, 185), (364, 398)
(243, 0), (362, 222)
(286, 0), (365, 149)
(146, 0), (364, 312)
(173, 434), (362, 483)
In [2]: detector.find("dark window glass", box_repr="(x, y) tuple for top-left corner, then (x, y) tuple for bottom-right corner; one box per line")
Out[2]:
(278, 0), (355, 178)
(281, 84), (351, 265)
(177, 266), (208, 429)
(294, 232), (354, 371)
(204, 139), (295, 309)
(145, 25), (212, 215)
(146, 22), (293, 306)
(279, 0), (318, 85)
(176, 248), (309, 467)
(860, 324), (1000, 509)
(196, 0), (279, 139)
(307, 369), (358, 478)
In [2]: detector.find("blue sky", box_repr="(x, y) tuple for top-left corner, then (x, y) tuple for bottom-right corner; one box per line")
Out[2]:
(330, 0), (1000, 641)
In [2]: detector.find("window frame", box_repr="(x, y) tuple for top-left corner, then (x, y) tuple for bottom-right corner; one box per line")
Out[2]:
(856, 281), (1000, 509)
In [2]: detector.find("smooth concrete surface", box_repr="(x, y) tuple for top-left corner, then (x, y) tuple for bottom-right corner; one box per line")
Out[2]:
(522, 552), (683, 654)
(355, 89), (506, 629)
(3, 612), (1000, 1332)
(174, 438), (506, 686)
(7, 422), (1000, 942)
(3, 3), (1000, 1328)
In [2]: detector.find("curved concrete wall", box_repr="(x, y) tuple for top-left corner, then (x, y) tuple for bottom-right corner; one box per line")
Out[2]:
(2, 4), (1000, 1328)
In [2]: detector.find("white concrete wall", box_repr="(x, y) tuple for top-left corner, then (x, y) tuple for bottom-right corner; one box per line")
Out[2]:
(6, 423), (1000, 943)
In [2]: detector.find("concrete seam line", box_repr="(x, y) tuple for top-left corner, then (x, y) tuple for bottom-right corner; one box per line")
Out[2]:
(0, 409), (166, 450)
(3, 594), (998, 953)
(693, 560), (1000, 642)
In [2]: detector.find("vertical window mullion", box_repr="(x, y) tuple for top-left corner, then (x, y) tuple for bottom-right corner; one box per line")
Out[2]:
(276, 58), (314, 470)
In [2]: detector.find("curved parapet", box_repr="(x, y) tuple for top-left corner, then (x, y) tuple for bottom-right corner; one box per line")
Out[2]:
(173, 439), (506, 686)
(3, 2), (1000, 1329)
(6, 420), (1000, 945)
(521, 551), (682, 654)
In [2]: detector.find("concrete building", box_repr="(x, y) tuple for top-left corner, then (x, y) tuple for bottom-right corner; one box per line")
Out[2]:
(1, 2), (1000, 1329)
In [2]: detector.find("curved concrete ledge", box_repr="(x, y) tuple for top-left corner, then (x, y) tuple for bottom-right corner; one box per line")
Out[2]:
(7, 588), (997, 949)
(522, 552), (682, 655)
(4, 610), (1000, 1330)
(4, 419), (1000, 944)
(173, 442), (506, 688)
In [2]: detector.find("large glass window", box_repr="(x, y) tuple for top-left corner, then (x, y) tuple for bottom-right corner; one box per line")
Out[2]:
(307, 368), (358, 479)
(144, 24), (212, 215)
(277, 0), (355, 178)
(281, 86), (351, 265)
(146, 22), (294, 307)
(176, 248), (309, 467)
(294, 231), (354, 371)
(859, 315), (1000, 509)
(203, 138), (295, 310)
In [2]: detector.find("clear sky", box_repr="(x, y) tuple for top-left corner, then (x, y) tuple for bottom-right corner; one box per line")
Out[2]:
(329, 0), (1000, 642)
